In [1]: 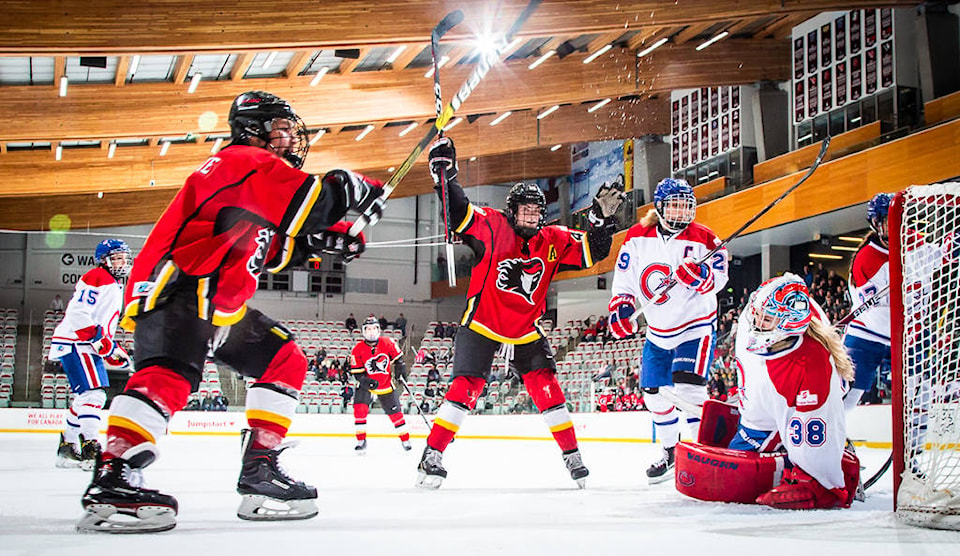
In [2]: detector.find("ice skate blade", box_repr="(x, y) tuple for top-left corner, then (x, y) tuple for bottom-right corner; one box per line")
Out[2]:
(80, 459), (96, 472)
(355, 450), (367, 456)
(56, 457), (81, 469)
(76, 504), (176, 534)
(415, 471), (444, 489)
(237, 494), (318, 521)
(647, 472), (674, 485)
(575, 478), (586, 489)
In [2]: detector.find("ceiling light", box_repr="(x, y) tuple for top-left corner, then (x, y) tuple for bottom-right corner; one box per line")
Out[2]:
(528, 50), (555, 70)
(838, 236), (865, 243)
(107, 142), (116, 159)
(587, 98), (612, 113)
(310, 66), (329, 86)
(129, 55), (141, 75)
(637, 37), (668, 58)
(583, 44), (613, 64)
(489, 111), (512, 126)
(399, 122), (418, 137)
(187, 72), (202, 93)
(550, 144), (562, 151)
(262, 51), (278, 68)
(309, 129), (326, 146)
(355, 124), (375, 141)
(443, 117), (463, 132)
(211, 137), (224, 153)
(55, 145), (62, 161)
(469, 156), (477, 161)
(809, 253), (843, 260)
(159, 141), (170, 156)
(385, 45), (407, 65)
(388, 166), (396, 173)
(424, 56), (449, 78)
(537, 105), (560, 119)
(59, 76), (68, 97)
(798, 134), (812, 142)
(97, 191), (103, 199)
(830, 245), (859, 252)
(696, 31), (729, 52)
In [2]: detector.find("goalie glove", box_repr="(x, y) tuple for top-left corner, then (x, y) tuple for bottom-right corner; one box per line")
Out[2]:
(608, 294), (638, 339)
(675, 257), (714, 294)
(322, 169), (385, 227)
(756, 465), (849, 510)
(306, 221), (366, 263)
(588, 180), (627, 226)
(428, 137), (459, 185)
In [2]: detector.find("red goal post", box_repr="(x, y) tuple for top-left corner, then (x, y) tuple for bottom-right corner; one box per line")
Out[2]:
(889, 182), (960, 530)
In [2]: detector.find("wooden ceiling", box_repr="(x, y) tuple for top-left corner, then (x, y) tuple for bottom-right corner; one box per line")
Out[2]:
(0, 0), (914, 230)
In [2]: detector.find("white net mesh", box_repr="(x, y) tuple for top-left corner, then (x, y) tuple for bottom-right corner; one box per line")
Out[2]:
(895, 182), (960, 530)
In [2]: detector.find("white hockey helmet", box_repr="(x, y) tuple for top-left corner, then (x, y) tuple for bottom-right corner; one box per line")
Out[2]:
(746, 272), (813, 353)
(361, 316), (381, 343)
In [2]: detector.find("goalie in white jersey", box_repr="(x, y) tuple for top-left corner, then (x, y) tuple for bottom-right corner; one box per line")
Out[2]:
(675, 274), (861, 509)
(608, 178), (729, 483)
(48, 239), (132, 470)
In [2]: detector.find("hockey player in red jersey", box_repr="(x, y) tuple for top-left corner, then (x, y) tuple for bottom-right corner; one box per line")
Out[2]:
(675, 274), (861, 510)
(416, 137), (625, 489)
(77, 91), (386, 533)
(349, 316), (411, 453)
(50, 239), (132, 470)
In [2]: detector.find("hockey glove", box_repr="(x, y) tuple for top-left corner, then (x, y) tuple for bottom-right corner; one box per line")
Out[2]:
(675, 257), (714, 294)
(756, 465), (848, 510)
(608, 294), (638, 339)
(588, 181), (627, 226)
(104, 345), (132, 371)
(358, 375), (379, 391)
(77, 325), (115, 356)
(323, 169), (386, 228)
(428, 137), (459, 185)
(307, 221), (367, 263)
(393, 359), (408, 380)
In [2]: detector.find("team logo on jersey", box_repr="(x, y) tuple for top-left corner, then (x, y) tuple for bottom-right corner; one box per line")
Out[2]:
(639, 263), (673, 305)
(796, 390), (819, 407)
(247, 228), (275, 277)
(364, 352), (391, 377)
(496, 257), (544, 305)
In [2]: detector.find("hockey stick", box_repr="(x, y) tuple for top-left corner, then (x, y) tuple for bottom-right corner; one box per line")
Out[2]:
(431, 10), (464, 288)
(349, 0), (543, 237)
(834, 285), (890, 328)
(398, 374), (433, 430)
(864, 453), (893, 490)
(634, 137), (833, 318)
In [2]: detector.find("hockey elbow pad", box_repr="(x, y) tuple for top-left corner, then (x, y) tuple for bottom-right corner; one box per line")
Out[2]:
(608, 294), (638, 339)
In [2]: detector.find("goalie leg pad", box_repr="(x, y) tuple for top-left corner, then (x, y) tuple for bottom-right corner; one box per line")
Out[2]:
(698, 399), (741, 447)
(675, 442), (785, 504)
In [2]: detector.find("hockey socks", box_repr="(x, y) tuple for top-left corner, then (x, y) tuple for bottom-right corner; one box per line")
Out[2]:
(388, 411), (410, 443)
(245, 383), (298, 450)
(354, 402), (369, 443)
(427, 376), (485, 451)
(524, 369), (579, 452)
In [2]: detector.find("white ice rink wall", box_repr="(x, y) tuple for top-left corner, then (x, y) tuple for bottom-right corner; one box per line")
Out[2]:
(0, 405), (893, 447)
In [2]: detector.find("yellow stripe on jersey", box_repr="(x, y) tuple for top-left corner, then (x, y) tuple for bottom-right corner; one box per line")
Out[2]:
(468, 320), (542, 345)
(269, 326), (290, 341)
(245, 408), (293, 430)
(578, 230), (594, 268)
(372, 386), (394, 395)
(196, 277), (211, 320)
(454, 203), (478, 234)
(285, 176), (323, 237)
(266, 235), (297, 274)
(144, 260), (177, 313)
(212, 305), (247, 326)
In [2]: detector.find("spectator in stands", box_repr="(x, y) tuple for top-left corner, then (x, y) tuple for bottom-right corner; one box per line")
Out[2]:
(325, 360), (340, 382)
(340, 383), (354, 411)
(185, 397), (201, 411)
(212, 393), (229, 411)
(200, 395), (214, 411)
(802, 264), (814, 288)
(395, 313), (407, 338)
(345, 313), (357, 331)
(378, 314), (388, 331)
(426, 364), (441, 384)
(307, 358), (322, 381)
(50, 294), (65, 312)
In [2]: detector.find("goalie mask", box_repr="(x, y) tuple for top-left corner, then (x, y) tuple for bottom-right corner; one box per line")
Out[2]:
(229, 91), (310, 169)
(653, 178), (696, 234)
(361, 316), (381, 343)
(867, 193), (893, 247)
(505, 182), (546, 239)
(94, 238), (132, 279)
(746, 273), (812, 353)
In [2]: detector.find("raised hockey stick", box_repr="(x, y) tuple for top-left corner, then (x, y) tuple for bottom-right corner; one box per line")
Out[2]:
(349, 0), (543, 237)
(634, 137), (833, 318)
(431, 10), (464, 288)
(834, 284), (890, 328)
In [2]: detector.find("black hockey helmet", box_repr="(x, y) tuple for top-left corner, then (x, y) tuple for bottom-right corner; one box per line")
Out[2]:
(505, 182), (546, 239)
(228, 91), (310, 169)
(361, 316), (381, 343)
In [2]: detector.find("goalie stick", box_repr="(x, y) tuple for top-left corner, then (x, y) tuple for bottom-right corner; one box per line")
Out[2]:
(431, 9), (464, 288)
(349, 0), (543, 237)
(634, 136), (833, 319)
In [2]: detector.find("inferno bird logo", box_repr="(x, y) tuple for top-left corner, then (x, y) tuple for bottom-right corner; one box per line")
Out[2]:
(496, 257), (545, 305)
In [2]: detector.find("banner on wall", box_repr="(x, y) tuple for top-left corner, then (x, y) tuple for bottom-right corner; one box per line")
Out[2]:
(570, 140), (626, 214)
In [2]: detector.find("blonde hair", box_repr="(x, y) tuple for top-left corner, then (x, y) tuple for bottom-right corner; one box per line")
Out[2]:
(806, 317), (854, 381)
(640, 208), (659, 228)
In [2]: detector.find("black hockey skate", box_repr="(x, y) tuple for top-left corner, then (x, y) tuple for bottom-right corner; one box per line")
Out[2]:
(77, 455), (178, 534)
(80, 435), (102, 472)
(354, 439), (367, 454)
(646, 446), (676, 485)
(563, 449), (589, 489)
(415, 446), (447, 489)
(56, 433), (81, 469)
(237, 429), (318, 521)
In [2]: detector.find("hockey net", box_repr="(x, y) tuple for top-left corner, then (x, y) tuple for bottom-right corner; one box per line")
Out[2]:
(889, 182), (960, 530)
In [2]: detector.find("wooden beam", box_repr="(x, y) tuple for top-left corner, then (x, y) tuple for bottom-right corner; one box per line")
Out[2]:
(387, 43), (425, 71)
(723, 18), (759, 38)
(0, 143), (5, 154)
(171, 54), (194, 84)
(770, 14), (817, 40)
(54, 56), (66, 91)
(445, 45), (474, 67)
(284, 50), (313, 78)
(336, 48), (367, 75)
(586, 30), (626, 53)
(673, 22), (715, 45)
(627, 27), (667, 50)
(114, 55), (130, 86)
(231, 53), (255, 80)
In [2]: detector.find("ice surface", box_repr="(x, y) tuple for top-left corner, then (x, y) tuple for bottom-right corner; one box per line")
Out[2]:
(1, 433), (958, 554)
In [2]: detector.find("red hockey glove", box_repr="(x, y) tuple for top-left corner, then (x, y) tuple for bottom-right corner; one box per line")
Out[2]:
(307, 221), (366, 263)
(608, 294), (638, 339)
(675, 257), (714, 294)
(323, 169), (385, 227)
(104, 346), (132, 371)
(756, 465), (848, 510)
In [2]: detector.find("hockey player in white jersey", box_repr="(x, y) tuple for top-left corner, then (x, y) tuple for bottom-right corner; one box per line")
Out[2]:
(674, 274), (861, 509)
(843, 193), (893, 411)
(49, 239), (131, 470)
(608, 178), (728, 483)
